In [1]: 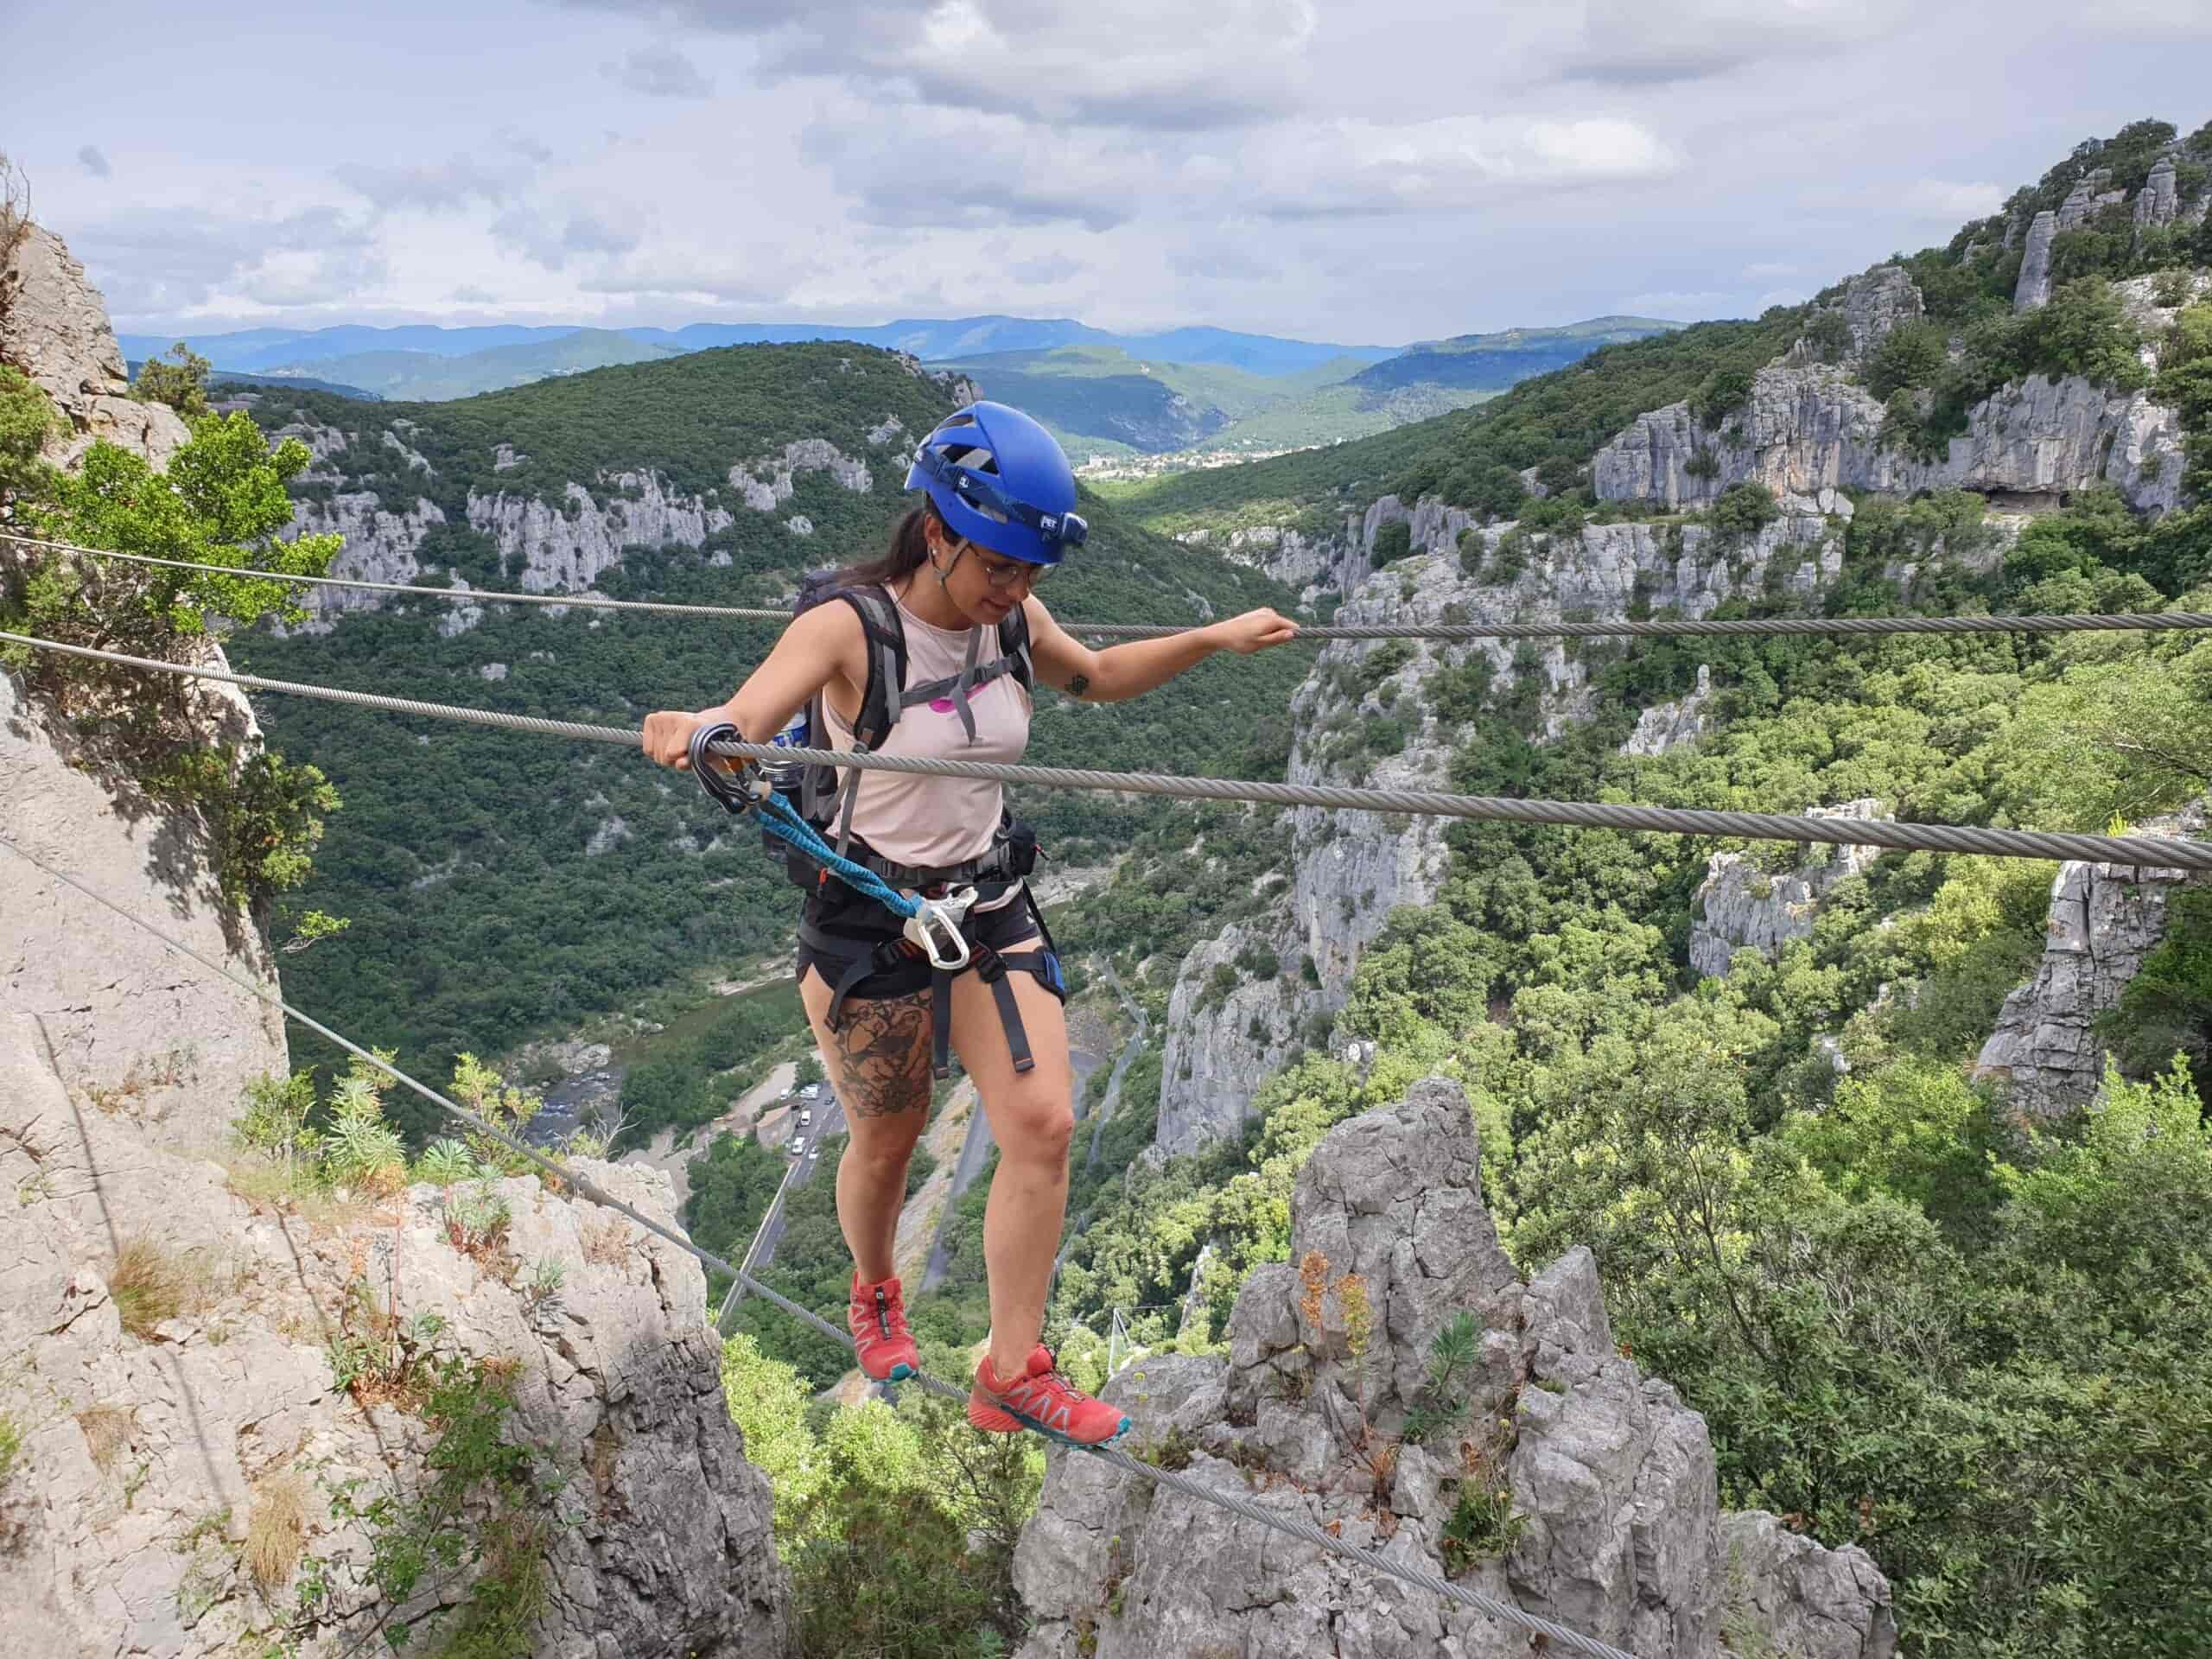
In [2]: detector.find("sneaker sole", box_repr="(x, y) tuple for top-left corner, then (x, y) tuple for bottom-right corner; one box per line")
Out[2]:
(968, 1395), (1134, 1449)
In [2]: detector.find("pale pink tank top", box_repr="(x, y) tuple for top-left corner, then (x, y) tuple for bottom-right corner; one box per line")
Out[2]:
(822, 591), (1032, 874)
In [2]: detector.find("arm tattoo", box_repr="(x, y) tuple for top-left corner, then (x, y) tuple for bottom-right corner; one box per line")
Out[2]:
(829, 990), (933, 1118)
(1065, 672), (1090, 699)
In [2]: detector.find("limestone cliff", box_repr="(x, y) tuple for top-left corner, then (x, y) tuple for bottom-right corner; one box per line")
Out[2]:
(1153, 502), (1858, 1156)
(1016, 1079), (1894, 1658)
(0, 1009), (793, 1658)
(1974, 804), (2209, 1116)
(0, 223), (189, 469)
(1688, 803), (1889, 982)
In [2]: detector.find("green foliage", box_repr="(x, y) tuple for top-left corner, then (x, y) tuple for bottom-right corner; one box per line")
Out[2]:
(1864, 320), (1950, 400)
(613, 984), (804, 1155)
(1369, 520), (1414, 567)
(132, 341), (212, 418)
(1689, 365), (1755, 430)
(1708, 481), (1780, 538)
(0, 363), (57, 500)
(0, 415), (343, 906)
(2097, 888), (2212, 1090)
(1440, 1480), (1526, 1573)
(683, 1129), (789, 1271)
(285, 1357), (556, 1659)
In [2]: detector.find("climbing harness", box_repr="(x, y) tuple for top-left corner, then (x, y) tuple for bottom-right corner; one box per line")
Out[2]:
(686, 715), (1067, 1078)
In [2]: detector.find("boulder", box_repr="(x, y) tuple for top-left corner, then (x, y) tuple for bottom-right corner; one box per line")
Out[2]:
(1017, 1077), (1895, 1658)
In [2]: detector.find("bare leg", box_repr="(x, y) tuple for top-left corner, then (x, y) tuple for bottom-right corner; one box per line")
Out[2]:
(947, 968), (1075, 1381)
(798, 971), (932, 1284)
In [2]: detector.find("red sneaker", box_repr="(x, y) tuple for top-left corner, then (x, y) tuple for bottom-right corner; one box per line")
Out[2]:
(969, 1345), (1133, 1448)
(848, 1271), (919, 1382)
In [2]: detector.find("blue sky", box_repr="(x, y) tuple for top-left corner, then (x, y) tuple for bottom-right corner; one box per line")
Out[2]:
(9, 0), (2210, 343)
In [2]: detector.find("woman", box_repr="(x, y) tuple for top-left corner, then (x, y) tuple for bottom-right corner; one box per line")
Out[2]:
(643, 401), (1296, 1446)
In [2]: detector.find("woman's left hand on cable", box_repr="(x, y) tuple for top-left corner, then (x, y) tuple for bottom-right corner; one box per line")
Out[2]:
(1210, 607), (1300, 655)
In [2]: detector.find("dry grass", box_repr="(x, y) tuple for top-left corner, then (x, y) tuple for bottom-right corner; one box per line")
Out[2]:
(581, 1216), (633, 1268)
(110, 1236), (189, 1338)
(245, 1470), (308, 1590)
(75, 1403), (136, 1472)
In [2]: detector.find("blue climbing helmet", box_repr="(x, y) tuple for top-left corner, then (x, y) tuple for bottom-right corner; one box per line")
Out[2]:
(905, 401), (1088, 567)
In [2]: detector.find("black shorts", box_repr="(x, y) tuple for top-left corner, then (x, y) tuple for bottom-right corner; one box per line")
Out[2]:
(794, 888), (1058, 1007)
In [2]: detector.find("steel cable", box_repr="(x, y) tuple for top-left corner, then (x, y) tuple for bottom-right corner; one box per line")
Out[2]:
(0, 834), (1645, 1659)
(10, 530), (2212, 642)
(7, 626), (2210, 872)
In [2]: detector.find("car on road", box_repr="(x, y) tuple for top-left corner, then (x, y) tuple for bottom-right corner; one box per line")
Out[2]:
(798, 1109), (813, 1126)
(786, 1134), (806, 1155)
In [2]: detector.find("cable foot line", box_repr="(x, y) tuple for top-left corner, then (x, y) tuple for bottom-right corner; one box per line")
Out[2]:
(0, 835), (1646, 1659)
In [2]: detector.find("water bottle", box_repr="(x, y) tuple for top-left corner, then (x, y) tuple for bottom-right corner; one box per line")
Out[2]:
(763, 705), (810, 795)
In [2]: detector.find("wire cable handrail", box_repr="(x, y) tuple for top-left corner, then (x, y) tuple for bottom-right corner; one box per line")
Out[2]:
(10, 529), (2212, 642)
(6, 627), (2209, 872)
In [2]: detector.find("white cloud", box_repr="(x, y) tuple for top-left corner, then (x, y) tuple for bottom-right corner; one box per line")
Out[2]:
(77, 145), (111, 180)
(601, 43), (714, 99)
(1745, 261), (1799, 278)
(1246, 115), (1681, 219)
(1555, 0), (1916, 84)
(1898, 179), (2009, 220)
(335, 155), (526, 213)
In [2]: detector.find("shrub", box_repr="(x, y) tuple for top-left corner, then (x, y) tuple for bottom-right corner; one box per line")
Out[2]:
(1864, 319), (1950, 399)
(0, 365), (56, 500)
(1709, 481), (1781, 538)
(132, 342), (211, 418)
(1802, 309), (1853, 364)
(1370, 520), (1414, 567)
(1690, 365), (1755, 429)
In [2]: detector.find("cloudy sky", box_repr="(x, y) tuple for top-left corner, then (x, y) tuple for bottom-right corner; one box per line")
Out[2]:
(10, 0), (2209, 346)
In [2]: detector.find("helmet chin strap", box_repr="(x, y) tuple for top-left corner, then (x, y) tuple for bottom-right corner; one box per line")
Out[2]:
(931, 536), (969, 589)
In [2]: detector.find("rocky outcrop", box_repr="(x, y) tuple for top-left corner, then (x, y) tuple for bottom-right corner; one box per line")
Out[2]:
(1973, 806), (2209, 1116)
(1155, 507), (1851, 1154)
(728, 437), (874, 510)
(0, 1008), (794, 1658)
(1, 659), (289, 1154)
(1789, 266), (1923, 366)
(1719, 1513), (1899, 1659)
(1015, 1078), (1895, 1659)
(0, 224), (190, 468)
(1592, 364), (2184, 517)
(1688, 802), (1887, 981)
(2135, 157), (2181, 236)
(287, 491), (447, 613)
(1622, 664), (1716, 757)
(466, 473), (736, 595)
(2013, 210), (2059, 311)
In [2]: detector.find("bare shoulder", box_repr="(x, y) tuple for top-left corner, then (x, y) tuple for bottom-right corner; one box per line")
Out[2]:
(786, 593), (868, 673)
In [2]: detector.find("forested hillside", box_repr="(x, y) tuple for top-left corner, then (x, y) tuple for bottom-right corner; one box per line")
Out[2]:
(976, 118), (2212, 1656)
(223, 342), (1307, 1132)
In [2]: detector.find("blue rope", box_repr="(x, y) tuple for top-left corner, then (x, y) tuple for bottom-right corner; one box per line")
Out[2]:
(753, 792), (919, 918)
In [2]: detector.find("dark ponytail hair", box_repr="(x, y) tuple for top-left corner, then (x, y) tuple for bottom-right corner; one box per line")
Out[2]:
(831, 501), (943, 592)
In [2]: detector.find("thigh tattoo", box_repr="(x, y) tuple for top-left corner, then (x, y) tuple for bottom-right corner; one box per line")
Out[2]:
(830, 990), (933, 1118)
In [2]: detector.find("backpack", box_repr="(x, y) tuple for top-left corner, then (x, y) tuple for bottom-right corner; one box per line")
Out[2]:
(773, 571), (1033, 861)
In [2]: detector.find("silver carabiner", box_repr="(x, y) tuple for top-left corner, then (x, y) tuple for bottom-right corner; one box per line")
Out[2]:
(903, 887), (977, 970)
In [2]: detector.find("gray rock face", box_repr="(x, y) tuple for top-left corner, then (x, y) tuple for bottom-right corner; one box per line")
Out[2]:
(0, 1008), (794, 1659)
(1622, 664), (1716, 757)
(1719, 1512), (1898, 1659)
(466, 472), (736, 595)
(2014, 211), (2059, 311)
(1973, 807), (2209, 1116)
(287, 491), (448, 613)
(1015, 1078), (1894, 1659)
(1688, 801), (1887, 981)
(728, 437), (874, 510)
(2135, 157), (2181, 233)
(1592, 364), (2183, 518)
(0, 224), (190, 468)
(1155, 508), (1849, 1155)
(1789, 266), (1923, 366)
(0, 658), (289, 1154)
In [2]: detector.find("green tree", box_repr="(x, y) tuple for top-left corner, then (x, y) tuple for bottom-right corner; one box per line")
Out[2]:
(132, 340), (212, 418)
(0, 364), (57, 500)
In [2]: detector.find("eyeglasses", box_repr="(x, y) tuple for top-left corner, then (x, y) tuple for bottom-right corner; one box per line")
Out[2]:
(971, 549), (1051, 590)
